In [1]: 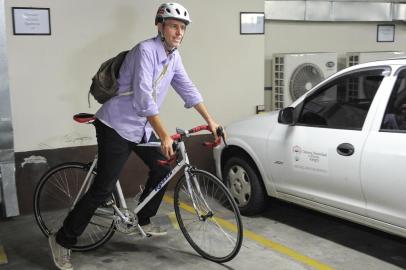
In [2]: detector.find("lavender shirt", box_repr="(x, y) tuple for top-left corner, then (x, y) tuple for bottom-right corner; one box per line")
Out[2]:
(96, 36), (203, 143)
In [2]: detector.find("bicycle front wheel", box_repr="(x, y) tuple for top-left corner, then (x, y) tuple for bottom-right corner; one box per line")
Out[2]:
(33, 162), (119, 251)
(174, 169), (243, 263)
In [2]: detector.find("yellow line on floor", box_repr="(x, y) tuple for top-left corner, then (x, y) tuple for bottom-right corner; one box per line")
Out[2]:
(167, 212), (180, 230)
(163, 195), (334, 270)
(0, 245), (8, 265)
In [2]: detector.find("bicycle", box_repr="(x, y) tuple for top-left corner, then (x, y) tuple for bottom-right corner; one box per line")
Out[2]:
(33, 113), (243, 263)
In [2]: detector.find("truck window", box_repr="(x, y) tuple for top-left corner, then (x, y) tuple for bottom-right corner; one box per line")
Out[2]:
(297, 68), (387, 130)
(381, 69), (406, 132)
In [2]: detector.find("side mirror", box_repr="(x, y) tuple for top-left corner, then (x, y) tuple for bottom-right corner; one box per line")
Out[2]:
(278, 107), (295, 125)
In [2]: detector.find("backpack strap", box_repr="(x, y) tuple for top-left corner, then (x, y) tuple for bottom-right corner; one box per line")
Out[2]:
(117, 90), (133, 96)
(117, 63), (168, 102)
(152, 63), (169, 102)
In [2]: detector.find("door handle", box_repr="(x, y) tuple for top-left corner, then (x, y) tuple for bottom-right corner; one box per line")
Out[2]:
(337, 143), (354, 156)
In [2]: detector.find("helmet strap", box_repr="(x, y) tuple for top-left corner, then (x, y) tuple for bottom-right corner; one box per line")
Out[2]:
(163, 39), (177, 54)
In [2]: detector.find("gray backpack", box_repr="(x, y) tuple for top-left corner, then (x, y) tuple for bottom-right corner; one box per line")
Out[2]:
(88, 50), (130, 105)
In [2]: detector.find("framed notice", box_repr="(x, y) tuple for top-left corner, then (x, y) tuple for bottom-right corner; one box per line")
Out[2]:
(377, 24), (395, 42)
(240, 12), (265, 35)
(12, 7), (51, 35)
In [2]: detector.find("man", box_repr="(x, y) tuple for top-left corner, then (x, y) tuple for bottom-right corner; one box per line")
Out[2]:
(49, 3), (221, 270)
(383, 103), (406, 130)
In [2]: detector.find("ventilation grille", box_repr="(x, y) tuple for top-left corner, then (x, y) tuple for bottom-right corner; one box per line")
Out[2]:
(348, 55), (359, 66)
(273, 56), (284, 110)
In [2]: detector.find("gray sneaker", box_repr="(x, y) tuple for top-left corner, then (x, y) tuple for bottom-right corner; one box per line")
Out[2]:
(141, 223), (167, 236)
(48, 234), (73, 270)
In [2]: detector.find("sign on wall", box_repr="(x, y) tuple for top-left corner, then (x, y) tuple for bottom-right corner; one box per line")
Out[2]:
(240, 12), (264, 35)
(377, 24), (395, 42)
(12, 7), (51, 35)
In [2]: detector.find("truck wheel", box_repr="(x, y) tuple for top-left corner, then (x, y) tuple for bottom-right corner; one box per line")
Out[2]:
(223, 156), (266, 215)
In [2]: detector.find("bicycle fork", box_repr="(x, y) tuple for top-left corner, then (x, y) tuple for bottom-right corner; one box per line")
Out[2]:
(184, 167), (213, 221)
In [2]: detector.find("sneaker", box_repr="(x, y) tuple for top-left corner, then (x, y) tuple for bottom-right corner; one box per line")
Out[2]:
(141, 223), (167, 236)
(48, 234), (73, 270)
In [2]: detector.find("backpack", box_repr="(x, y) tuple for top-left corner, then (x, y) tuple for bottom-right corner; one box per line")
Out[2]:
(88, 50), (130, 105)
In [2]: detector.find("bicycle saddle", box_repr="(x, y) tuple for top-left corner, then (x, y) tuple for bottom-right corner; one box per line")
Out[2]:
(73, 113), (96, 123)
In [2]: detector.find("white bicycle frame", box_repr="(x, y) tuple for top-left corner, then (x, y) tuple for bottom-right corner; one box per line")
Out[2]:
(72, 138), (208, 236)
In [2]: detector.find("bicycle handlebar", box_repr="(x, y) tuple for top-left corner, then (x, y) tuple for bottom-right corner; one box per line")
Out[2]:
(157, 125), (226, 166)
(73, 114), (226, 147)
(170, 125), (226, 148)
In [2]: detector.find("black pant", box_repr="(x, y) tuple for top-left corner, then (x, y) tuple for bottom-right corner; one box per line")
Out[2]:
(56, 120), (170, 248)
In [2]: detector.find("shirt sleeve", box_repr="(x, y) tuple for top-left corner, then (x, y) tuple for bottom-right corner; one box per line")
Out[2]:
(131, 44), (159, 117)
(171, 54), (203, 108)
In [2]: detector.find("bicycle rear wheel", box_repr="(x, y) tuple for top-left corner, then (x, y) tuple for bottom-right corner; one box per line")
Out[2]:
(33, 162), (119, 251)
(174, 169), (243, 263)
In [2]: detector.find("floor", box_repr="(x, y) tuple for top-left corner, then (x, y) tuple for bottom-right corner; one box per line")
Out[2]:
(1, 195), (406, 270)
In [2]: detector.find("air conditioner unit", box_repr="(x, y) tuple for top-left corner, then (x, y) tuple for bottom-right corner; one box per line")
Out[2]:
(272, 52), (337, 110)
(346, 51), (406, 67)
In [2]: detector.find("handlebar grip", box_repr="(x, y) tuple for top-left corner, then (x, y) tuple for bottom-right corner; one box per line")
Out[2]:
(216, 126), (224, 137)
(190, 125), (209, 133)
(171, 134), (181, 141)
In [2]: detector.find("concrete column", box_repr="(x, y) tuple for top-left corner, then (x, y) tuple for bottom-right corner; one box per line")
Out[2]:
(0, 0), (19, 217)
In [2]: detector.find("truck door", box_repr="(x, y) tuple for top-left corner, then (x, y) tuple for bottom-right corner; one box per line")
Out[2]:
(361, 67), (406, 230)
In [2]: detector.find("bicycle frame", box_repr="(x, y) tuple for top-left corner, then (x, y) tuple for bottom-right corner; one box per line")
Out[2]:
(72, 138), (205, 235)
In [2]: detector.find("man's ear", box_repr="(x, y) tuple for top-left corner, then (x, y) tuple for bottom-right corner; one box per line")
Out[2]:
(157, 23), (163, 33)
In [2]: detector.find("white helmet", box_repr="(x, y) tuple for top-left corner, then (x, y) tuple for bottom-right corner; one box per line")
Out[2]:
(155, 3), (192, 25)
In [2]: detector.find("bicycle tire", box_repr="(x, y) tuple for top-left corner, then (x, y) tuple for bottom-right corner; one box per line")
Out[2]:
(174, 168), (243, 263)
(33, 162), (119, 251)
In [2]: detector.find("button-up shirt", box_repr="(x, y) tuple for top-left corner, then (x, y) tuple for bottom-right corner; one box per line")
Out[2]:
(96, 36), (203, 143)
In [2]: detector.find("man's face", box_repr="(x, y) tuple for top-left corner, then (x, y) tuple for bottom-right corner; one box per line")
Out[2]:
(159, 19), (186, 49)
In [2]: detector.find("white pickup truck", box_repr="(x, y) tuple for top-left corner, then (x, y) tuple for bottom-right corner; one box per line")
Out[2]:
(214, 58), (406, 239)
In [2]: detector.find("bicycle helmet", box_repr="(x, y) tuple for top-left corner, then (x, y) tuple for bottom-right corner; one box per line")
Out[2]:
(155, 3), (192, 25)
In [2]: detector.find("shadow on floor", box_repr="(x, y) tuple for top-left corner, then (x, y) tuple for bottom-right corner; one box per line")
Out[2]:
(258, 197), (406, 269)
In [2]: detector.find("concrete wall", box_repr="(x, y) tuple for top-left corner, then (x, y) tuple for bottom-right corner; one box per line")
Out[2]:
(264, 21), (406, 110)
(4, 0), (264, 152)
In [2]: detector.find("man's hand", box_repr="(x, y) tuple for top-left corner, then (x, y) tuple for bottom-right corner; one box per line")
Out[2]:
(147, 114), (174, 159)
(160, 135), (174, 159)
(194, 103), (226, 141)
(207, 120), (220, 140)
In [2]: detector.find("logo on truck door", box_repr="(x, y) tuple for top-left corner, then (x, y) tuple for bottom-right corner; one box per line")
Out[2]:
(292, 145), (328, 175)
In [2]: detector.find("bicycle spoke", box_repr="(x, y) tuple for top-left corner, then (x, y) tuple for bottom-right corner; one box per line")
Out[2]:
(63, 169), (72, 199)
(42, 188), (72, 206)
(48, 176), (71, 198)
(208, 218), (238, 245)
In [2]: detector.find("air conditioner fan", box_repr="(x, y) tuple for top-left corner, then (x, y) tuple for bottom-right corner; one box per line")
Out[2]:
(290, 63), (324, 100)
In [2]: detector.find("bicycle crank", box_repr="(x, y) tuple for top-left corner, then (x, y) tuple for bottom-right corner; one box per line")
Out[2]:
(113, 209), (139, 234)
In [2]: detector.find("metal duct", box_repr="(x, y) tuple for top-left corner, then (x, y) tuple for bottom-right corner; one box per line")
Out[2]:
(266, 1), (305, 20)
(393, 3), (406, 21)
(265, 1), (406, 21)
(333, 2), (391, 21)
(0, 0), (19, 217)
(305, 1), (332, 21)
